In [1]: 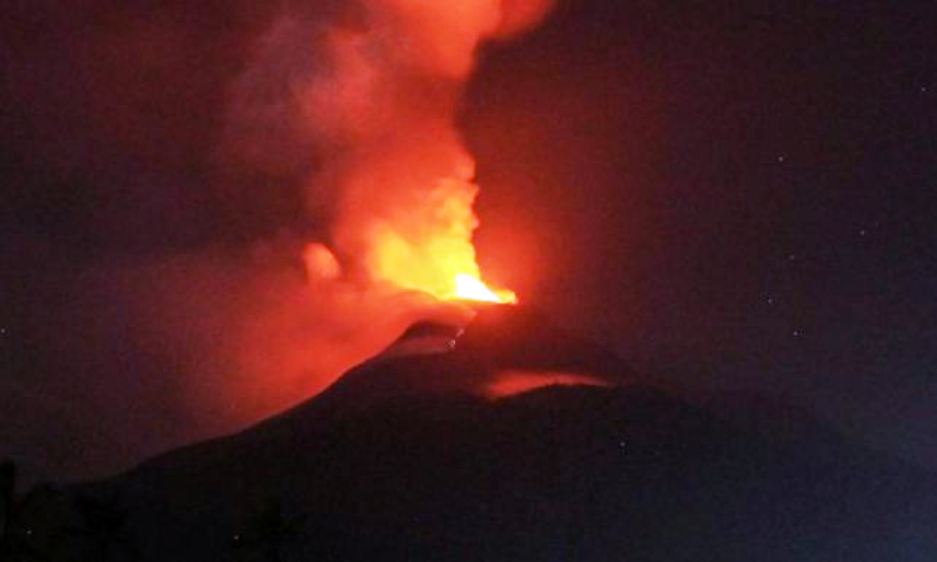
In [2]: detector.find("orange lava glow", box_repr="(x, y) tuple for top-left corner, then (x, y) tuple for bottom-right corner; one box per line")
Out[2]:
(455, 274), (516, 304)
(486, 370), (610, 399)
(356, 170), (517, 304)
(356, 178), (517, 304)
(365, 226), (517, 304)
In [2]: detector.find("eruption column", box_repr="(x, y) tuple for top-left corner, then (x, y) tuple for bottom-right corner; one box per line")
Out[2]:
(280, 0), (554, 303)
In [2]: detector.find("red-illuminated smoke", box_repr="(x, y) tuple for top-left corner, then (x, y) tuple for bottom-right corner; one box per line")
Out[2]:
(228, 0), (555, 303)
(179, 0), (556, 427)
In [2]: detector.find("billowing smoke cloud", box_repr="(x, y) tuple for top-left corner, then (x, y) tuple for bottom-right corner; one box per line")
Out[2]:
(2, 0), (554, 481)
(225, 0), (552, 299)
(162, 0), (560, 437)
(201, 0), (557, 419)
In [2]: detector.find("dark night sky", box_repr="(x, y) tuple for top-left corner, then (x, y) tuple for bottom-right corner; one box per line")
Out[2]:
(2, 0), (936, 478)
(466, 0), (937, 466)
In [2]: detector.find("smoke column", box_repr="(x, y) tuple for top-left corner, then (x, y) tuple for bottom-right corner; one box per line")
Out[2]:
(226, 0), (553, 301)
(0, 0), (559, 482)
(197, 0), (557, 429)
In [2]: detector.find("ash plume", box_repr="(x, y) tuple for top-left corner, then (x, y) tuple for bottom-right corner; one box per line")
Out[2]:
(187, 0), (558, 435)
(224, 0), (553, 297)
(2, 0), (555, 480)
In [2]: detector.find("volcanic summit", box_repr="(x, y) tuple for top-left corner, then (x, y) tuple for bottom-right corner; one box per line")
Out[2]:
(6, 305), (935, 562)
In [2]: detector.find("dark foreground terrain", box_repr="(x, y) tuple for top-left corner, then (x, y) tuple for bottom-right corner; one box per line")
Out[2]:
(5, 307), (936, 561)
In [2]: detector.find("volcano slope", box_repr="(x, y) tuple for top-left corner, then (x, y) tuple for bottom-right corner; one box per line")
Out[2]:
(20, 306), (937, 561)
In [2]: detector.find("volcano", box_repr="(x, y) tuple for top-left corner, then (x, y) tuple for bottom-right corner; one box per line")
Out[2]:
(11, 306), (937, 561)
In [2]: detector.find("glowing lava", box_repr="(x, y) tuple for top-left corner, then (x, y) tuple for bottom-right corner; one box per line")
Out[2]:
(353, 166), (518, 305)
(486, 370), (610, 399)
(455, 274), (516, 304)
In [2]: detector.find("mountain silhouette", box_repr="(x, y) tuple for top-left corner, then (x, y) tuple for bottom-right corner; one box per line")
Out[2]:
(16, 305), (937, 561)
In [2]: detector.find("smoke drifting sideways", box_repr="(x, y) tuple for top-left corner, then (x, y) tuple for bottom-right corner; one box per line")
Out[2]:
(1, 0), (554, 481)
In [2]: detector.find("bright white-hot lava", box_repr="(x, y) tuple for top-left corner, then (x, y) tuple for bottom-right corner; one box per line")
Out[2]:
(455, 274), (516, 304)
